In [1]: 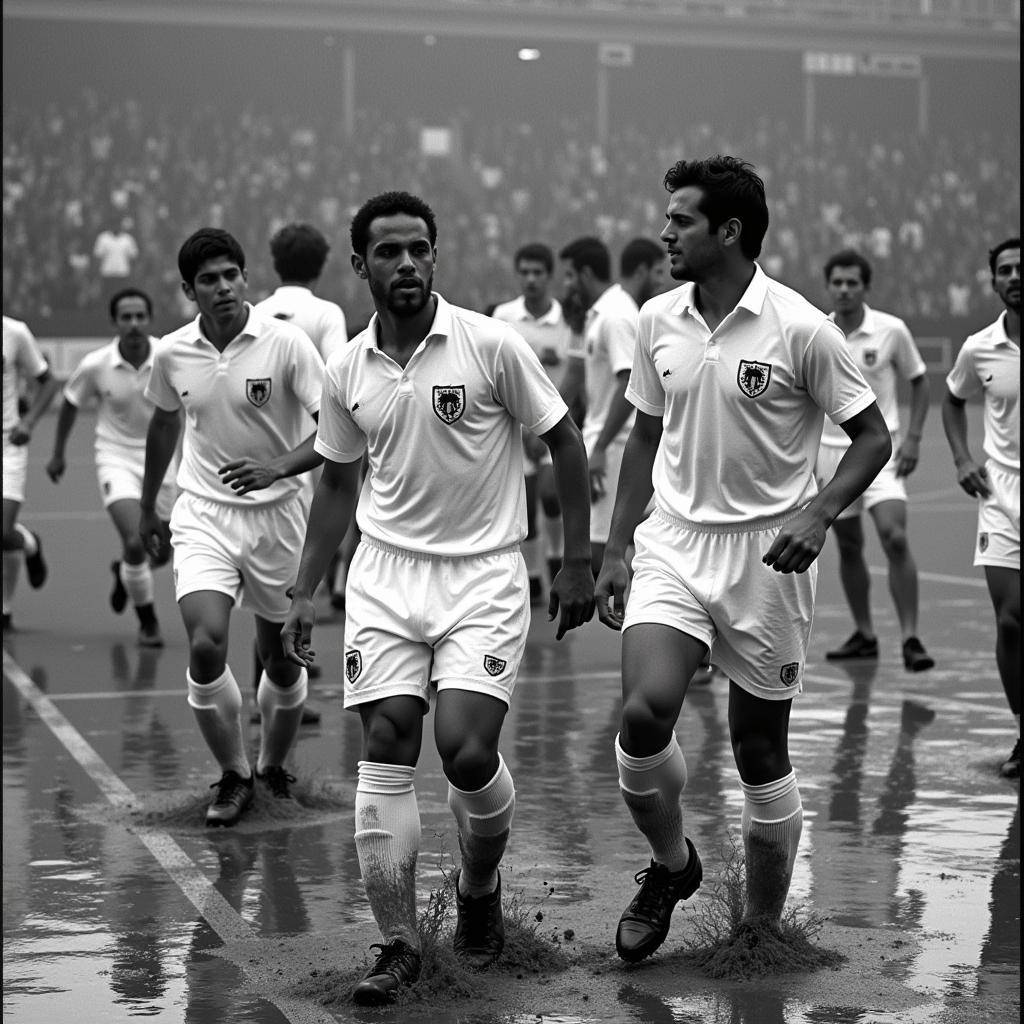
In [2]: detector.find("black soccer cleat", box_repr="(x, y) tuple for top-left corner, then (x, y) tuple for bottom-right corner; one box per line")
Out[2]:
(205, 770), (254, 827)
(826, 631), (879, 661)
(110, 561), (128, 614)
(256, 765), (296, 800)
(616, 838), (703, 963)
(25, 531), (47, 589)
(453, 870), (505, 969)
(352, 939), (421, 1006)
(902, 636), (935, 673)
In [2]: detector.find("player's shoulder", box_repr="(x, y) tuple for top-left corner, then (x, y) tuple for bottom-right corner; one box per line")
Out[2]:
(448, 301), (522, 348)
(961, 317), (1003, 352)
(867, 306), (913, 336)
(640, 285), (687, 319)
(490, 298), (521, 322)
(2, 315), (33, 343)
(77, 339), (117, 370)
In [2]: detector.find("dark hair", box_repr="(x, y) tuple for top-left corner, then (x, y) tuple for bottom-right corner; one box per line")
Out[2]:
(350, 191), (437, 257)
(108, 287), (153, 320)
(177, 228), (246, 287)
(620, 237), (664, 278)
(989, 236), (1020, 275)
(663, 155), (769, 260)
(513, 242), (554, 275)
(559, 236), (611, 282)
(270, 223), (330, 282)
(824, 249), (873, 288)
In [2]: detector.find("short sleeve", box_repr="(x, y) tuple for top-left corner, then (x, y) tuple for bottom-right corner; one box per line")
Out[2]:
(492, 328), (567, 435)
(144, 344), (182, 412)
(63, 353), (99, 408)
(945, 339), (981, 400)
(803, 320), (876, 427)
(313, 355), (367, 463)
(624, 307), (666, 416)
(891, 320), (927, 381)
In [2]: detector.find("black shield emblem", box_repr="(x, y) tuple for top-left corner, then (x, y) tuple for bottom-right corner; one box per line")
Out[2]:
(863, 349), (878, 367)
(979, 532), (989, 553)
(737, 360), (772, 398)
(433, 385), (465, 424)
(345, 650), (362, 683)
(780, 662), (800, 685)
(246, 378), (272, 407)
(483, 655), (506, 677)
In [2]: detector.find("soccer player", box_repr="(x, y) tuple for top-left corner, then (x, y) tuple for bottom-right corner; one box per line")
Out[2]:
(941, 236), (1020, 779)
(3, 315), (60, 631)
(492, 242), (572, 598)
(815, 249), (935, 672)
(46, 288), (177, 647)
(281, 191), (594, 1005)
(139, 228), (324, 827)
(558, 236), (642, 576)
(595, 156), (891, 963)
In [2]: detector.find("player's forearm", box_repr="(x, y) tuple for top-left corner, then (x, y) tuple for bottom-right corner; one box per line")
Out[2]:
(141, 416), (180, 509)
(292, 473), (358, 599)
(941, 394), (973, 466)
(809, 422), (892, 527)
(904, 375), (930, 441)
(267, 431), (324, 482)
(593, 384), (633, 455)
(51, 401), (79, 456)
(23, 374), (61, 429)
(603, 427), (657, 560)
(547, 429), (593, 566)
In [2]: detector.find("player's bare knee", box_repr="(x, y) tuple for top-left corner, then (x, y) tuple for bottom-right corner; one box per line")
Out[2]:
(188, 631), (228, 676)
(878, 526), (908, 560)
(122, 538), (147, 565)
(440, 738), (498, 792)
(620, 696), (675, 755)
(731, 733), (789, 785)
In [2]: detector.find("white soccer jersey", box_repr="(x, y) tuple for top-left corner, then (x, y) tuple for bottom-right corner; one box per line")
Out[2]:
(574, 283), (639, 449)
(820, 305), (927, 449)
(627, 265), (875, 524)
(146, 304), (323, 506)
(946, 312), (1020, 472)
(2, 316), (48, 438)
(255, 286), (348, 364)
(491, 295), (572, 385)
(315, 293), (568, 556)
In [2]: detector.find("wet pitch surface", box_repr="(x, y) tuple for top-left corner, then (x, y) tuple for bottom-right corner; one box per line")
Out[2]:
(3, 408), (1019, 1023)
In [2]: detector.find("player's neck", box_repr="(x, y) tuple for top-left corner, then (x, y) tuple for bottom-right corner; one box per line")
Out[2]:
(200, 308), (248, 352)
(118, 336), (150, 368)
(833, 306), (866, 334)
(375, 296), (438, 366)
(693, 264), (755, 333)
(1002, 307), (1021, 343)
(523, 294), (552, 319)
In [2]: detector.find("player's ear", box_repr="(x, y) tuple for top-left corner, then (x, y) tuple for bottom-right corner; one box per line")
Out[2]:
(181, 280), (196, 302)
(720, 217), (742, 249)
(351, 254), (368, 279)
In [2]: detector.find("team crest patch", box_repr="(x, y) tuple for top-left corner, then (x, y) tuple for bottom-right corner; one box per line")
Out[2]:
(246, 378), (272, 407)
(780, 662), (800, 686)
(737, 360), (772, 398)
(979, 532), (989, 552)
(345, 650), (363, 683)
(483, 655), (506, 677)
(863, 349), (878, 367)
(433, 385), (466, 424)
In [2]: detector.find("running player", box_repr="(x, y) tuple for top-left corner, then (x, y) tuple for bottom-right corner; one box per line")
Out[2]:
(492, 242), (572, 598)
(815, 249), (935, 671)
(3, 315), (60, 631)
(46, 288), (177, 647)
(281, 191), (594, 1005)
(595, 156), (891, 962)
(941, 236), (1020, 779)
(139, 228), (324, 826)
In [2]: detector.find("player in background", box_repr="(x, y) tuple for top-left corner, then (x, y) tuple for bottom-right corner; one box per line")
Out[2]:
(942, 237), (1020, 779)
(281, 191), (594, 1005)
(46, 288), (177, 647)
(595, 156), (890, 964)
(492, 242), (572, 599)
(140, 228), (324, 827)
(815, 250), (935, 672)
(3, 315), (60, 631)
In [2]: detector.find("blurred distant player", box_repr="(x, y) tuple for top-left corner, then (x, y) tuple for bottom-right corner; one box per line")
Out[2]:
(815, 250), (935, 672)
(3, 315), (60, 631)
(46, 288), (177, 647)
(140, 228), (324, 827)
(942, 237), (1020, 779)
(492, 243), (572, 598)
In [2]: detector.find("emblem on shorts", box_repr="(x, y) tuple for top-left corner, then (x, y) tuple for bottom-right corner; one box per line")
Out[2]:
(483, 655), (506, 677)
(433, 385), (465, 424)
(345, 650), (363, 683)
(246, 378), (272, 407)
(780, 662), (800, 685)
(979, 532), (989, 552)
(737, 360), (772, 398)
(863, 349), (878, 367)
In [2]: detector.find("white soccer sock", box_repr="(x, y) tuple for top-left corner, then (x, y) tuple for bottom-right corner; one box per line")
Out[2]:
(2, 552), (20, 613)
(616, 732), (690, 872)
(256, 669), (307, 772)
(740, 769), (803, 923)
(448, 755), (516, 897)
(186, 667), (249, 777)
(120, 560), (154, 608)
(15, 523), (37, 556)
(355, 761), (421, 948)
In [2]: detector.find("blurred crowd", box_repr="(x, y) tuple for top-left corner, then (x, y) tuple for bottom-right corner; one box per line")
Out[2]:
(3, 90), (1019, 334)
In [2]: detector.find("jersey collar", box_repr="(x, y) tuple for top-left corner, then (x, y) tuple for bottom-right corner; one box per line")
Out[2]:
(667, 263), (768, 318)
(190, 303), (260, 347)
(362, 293), (452, 354)
(508, 295), (562, 325)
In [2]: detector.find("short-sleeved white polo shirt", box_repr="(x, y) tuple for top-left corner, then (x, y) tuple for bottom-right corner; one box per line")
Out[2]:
(946, 312), (1020, 472)
(3, 316), (49, 438)
(146, 305), (323, 506)
(491, 295), (572, 385)
(628, 265), (875, 524)
(821, 305), (926, 449)
(255, 286), (348, 364)
(315, 293), (568, 556)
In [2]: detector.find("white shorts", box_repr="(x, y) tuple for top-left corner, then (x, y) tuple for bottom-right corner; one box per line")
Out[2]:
(975, 461), (1020, 569)
(815, 444), (906, 520)
(342, 537), (529, 710)
(588, 438), (625, 544)
(169, 492), (307, 621)
(2, 440), (27, 503)
(96, 449), (176, 520)
(623, 507), (817, 701)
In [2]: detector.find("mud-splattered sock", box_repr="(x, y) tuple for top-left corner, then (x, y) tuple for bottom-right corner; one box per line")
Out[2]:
(447, 754), (515, 898)
(740, 769), (802, 923)
(616, 732), (690, 872)
(355, 761), (421, 949)
(186, 667), (249, 778)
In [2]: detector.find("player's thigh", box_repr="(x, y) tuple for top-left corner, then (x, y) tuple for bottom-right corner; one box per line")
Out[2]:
(433, 689), (508, 787)
(170, 495), (243, 605)
(869, 498), (909, 551)
(2, 496), (22, 540)
(357, 694), (427, 767)
(727, 681), (793, 784)
(107, 498), (146, 551)
(178, 589), (234, 654)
